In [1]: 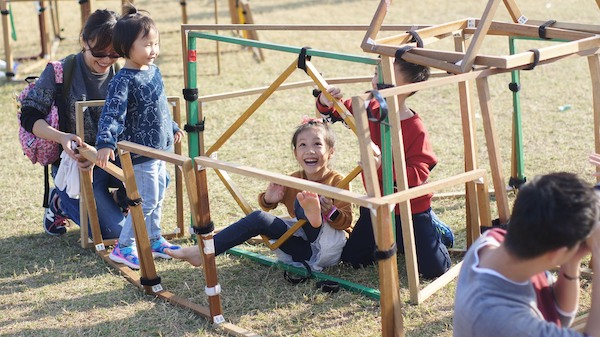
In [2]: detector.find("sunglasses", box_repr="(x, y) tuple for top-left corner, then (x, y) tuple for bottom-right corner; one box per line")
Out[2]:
(85, 47), (120, 59)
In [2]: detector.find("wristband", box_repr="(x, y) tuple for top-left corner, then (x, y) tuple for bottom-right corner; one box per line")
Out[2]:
(326, 206), (338, 222)
(562, 272), (579, 281)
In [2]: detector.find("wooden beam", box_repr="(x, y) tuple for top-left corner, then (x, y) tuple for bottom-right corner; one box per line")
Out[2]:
(194, 156), (381, 208)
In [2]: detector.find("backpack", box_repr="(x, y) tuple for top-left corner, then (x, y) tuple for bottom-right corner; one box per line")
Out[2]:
(16, 55), (76, 165)
(16, 54), (76, 206)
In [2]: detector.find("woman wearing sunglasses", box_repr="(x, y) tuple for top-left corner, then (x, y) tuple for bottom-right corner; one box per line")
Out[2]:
(19, 9), (126, 240)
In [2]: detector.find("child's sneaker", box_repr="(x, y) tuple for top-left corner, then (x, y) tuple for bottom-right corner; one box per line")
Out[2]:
(432, 211), (454, 249)
(109, 243), (140, 269)
(151, 237), (181, 259)
(43, 188), (68, 236)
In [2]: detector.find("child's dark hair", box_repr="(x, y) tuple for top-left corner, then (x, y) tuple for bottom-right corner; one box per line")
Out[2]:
(113, 4), (157, 58)
(80, 9), (119, 52)
(394, 57), (430, 97)
(504, 172), (599, 259)
(291, 118), (336, 151)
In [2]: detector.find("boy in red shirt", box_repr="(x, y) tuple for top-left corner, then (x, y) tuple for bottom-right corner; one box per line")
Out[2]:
(315, 56), (452, 278)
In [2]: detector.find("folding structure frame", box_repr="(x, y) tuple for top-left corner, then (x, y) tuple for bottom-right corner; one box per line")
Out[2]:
(74, 98), (259, 336)
(179, 23), (498, 336)
(75, 96), (185, 248)
(361, 0), (600, 224)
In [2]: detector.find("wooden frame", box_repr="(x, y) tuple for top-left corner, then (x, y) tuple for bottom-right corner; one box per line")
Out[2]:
(181, 25), (499, 336)
(75, 97), (185, 250)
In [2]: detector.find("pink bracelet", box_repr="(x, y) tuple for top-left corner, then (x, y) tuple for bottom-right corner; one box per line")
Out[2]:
(325, 206), (338, 222)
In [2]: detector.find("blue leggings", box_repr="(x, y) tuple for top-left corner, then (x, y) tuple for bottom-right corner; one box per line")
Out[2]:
(215, 209), (318, 262)
(341, 207), (450, 279)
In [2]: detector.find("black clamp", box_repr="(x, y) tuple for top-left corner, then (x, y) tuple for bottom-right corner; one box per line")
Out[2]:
(316, 280), (340, 294)
(180, 1), (187, 6)
(140, 276), (162, 286)
(192, 221), (215, 235)
(78, 0), (89, 3)
(374, 242), (398, 261)
(538, 20), (556, 40)
(184, 118), (205, 133)
(366, 89), (388, 123)
(182, 88), (198, 102)
(508, 176), (526, 189)
(395, 45), (414, 61)
(1, 9), (9, 15)
(127, 197), (143, 207)
(283, 261), (312, 284)
(524, 49), (540, 71)
(297, 47), (312, 73)
(508, 82), (520, 93)
(407, 30), (424, 48)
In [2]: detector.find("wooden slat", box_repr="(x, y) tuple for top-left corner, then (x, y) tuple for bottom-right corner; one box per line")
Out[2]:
(378, 170), (487, 205)
(118, 149), (160, 295)
(373, 19), (467, 46)
(476, 77), (510, 224)
(206, 60), (298, 156)
(194, 156), (379, 208)
(460, 0), (502, 72)
(305, 61), (358, 134)
(199, 76), (371, 103)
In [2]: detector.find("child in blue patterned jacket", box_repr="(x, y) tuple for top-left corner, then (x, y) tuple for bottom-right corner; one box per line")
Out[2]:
(95, 4), (184, 270)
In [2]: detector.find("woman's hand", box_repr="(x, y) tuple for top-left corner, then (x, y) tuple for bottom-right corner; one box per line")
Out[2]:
(59, 133), (82, 160)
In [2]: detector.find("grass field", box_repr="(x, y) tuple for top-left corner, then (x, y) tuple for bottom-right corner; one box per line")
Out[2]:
(2, 0), (600, 336)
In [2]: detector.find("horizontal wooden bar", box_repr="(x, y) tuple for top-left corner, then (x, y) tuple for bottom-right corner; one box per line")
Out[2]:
(194, 156), (382, 208)
(378, 170), (486, 205)
(78, 146), (125, 181)
(199, 76), (371, 103)
(373, 19), (467, 45)
(182, 23), (432, 32)
(117, 141), (189, 166)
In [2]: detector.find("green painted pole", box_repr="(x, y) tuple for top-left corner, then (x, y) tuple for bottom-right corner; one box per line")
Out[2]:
(189, 31), (379, 65)
(186, 36), (199, 158)
(227, 248), (381, 299)
(508, 36), (525, 187)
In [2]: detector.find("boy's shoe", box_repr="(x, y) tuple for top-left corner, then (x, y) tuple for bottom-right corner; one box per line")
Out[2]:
(109, 244), (140, 269)
(432, 212), (454, 249)
(43, 188), (68, 236)
(151, 237), (181, 259)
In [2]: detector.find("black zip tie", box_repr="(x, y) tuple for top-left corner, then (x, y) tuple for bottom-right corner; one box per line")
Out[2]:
(312, 88), (321, 98)
(127, 197), (143, 206)
(538, 20), (556, 40)
(366, 89), (388, 123)
(180, 1), (187, 6)
(182, 88), (198, 102)
(407, 30), (424, 48)
(373, 242), (398, 261)
(193, 221), (215, 235)
(297, 47), (312, 73)
(395, 45), (414, 60)
(140, 276), (162, 286)
(316, 280), (340, 293)
(184, 118), (205, 133)
(508, 82), (520, 92)
(524, 49), (540, 70)
(283, 261), (312, 284)
(1, 10), (9, 15)
(78, 0), (89, 3)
